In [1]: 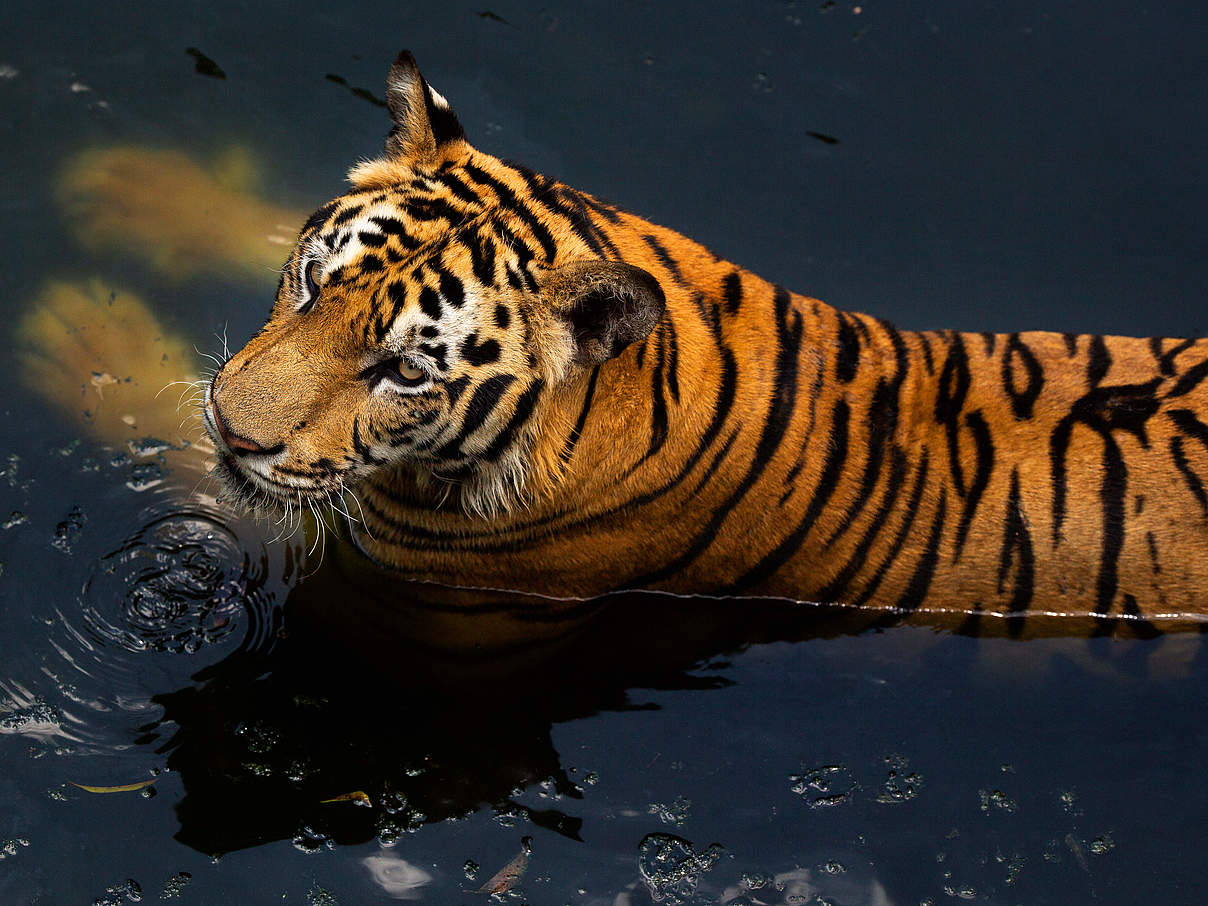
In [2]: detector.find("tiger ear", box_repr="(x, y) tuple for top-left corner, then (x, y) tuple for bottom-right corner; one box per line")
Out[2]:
(545, 261), (666, 366)
(384, 50), (465, 162)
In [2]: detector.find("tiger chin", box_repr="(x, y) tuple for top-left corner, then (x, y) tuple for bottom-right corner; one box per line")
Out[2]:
(199, 50), (1208, 630)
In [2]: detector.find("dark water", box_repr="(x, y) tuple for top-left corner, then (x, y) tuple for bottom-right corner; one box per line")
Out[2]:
(2, 2), (1208, 903)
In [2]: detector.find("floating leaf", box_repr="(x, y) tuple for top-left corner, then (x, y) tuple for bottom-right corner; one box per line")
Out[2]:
(320, 790), (371, 806)
(478, 836), (532, 895)
(70, 778), (156, 794)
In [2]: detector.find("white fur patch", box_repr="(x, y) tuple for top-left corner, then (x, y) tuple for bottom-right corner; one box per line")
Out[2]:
(427, 85), (451, 110)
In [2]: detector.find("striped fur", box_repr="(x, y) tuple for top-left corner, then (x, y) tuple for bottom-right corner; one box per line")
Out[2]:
(206, 52), (1208, 635)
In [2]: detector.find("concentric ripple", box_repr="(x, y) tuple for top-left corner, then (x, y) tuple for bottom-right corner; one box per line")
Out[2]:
(1, 494), (292, 751)
(80, 512), (260, 655)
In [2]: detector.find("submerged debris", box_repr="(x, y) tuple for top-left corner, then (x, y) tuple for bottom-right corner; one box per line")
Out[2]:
(478, 835), (532, 895)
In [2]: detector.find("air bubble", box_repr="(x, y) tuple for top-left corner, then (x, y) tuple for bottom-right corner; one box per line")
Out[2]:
(637, 833), (723, 904)
(790, 764), (857, 807)
(876, 755), (923, 804)
(51, 505), (86, 553)
(160, 872), (192, 899)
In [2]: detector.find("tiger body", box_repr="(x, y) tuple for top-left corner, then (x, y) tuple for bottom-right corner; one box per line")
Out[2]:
(79, 52), (1202, 633)
(345, 215), (1208, 628)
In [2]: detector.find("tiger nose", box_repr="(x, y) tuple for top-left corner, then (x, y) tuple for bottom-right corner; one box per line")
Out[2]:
(210, 397), (271, 456)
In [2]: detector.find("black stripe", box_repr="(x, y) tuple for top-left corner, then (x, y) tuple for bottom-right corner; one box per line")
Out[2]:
(582, 194), (621, 223)
(1088, 335), (1111, 385)
(331, 204), (364, 227)
(953, 411), (994, 560)
(1158, 338), (1196, 376)
(1002, 333), (1043, 419)
(513, 171), (610, 259)
(817, 319), (909, 544)
(1095, 433), (1127, 618)
(437, 268), (465, 307)
(483, 379), (545, 461)
(813, 448), (908, 602)
(493, 219), (533, 271)
(893, 485), (948, 613)
(1120, 594), (1162, 639)
(695, 429), (741, 498)
(445, 375), (470, 408)
(435, 374), (516, 459)
(997, 469), (1034, 636)
(635, 345), (740, 507)
(642, 233), (687, 286)
(823, 378), (892, 545)
(835, 314), (860, 383)
(461, 333), (501, 367)
(351, 416), (387, 464)
(935, 333), (971, 495)
(642, 326), (669, 464)
(1052, 380), (1163, 543)
(419, 342), (447, 371)
(463, 162), (557, 260)
(728, 399), (850, 594)
(301, 201), (338, 234)
(560, 367), (600, 464)
(665, 320), (680, 405)
(918, 332), (936, 374)
(1167, 355), (1208, 399)
(722, 271), (743, 315)
(556, 187), (622, 259)
(468, 232), (497, 286)
(406, 197), (463, 223)
(434, 170), (482, 206)
(1049, 415), (1074, 546)
(1168, 409), (1208, 515)
(1169, 437), (1208, 514)
(370, 215), (419, 249)
(849, 450), (931, 608)
(1149, 336), (1165, 370)
(381, 281), (409, 340)
(418, 286), (442, 322)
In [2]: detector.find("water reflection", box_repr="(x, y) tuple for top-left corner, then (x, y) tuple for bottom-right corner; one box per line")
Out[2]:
(150, 565), (852, 855)
(78, 509), (1191, 858)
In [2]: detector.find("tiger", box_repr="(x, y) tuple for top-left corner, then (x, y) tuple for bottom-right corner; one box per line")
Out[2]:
(21, 51), (1208, 642)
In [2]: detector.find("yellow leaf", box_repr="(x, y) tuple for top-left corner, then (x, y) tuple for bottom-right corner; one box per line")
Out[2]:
(320, 790), (371, 806)
(70, 778), (156, 794)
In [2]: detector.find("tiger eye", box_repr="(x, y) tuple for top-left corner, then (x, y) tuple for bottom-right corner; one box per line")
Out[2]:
(398, 361), (425, 382)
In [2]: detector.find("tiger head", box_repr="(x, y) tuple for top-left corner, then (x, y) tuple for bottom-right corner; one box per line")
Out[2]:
(204, 51), (665, 518)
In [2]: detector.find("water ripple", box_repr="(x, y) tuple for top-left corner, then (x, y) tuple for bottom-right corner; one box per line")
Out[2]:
(0, 497), (289, 751)
(81, 512), (257, 655)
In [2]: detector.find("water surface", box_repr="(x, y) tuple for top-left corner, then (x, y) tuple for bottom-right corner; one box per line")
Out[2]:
(2, 2), (1207, 903)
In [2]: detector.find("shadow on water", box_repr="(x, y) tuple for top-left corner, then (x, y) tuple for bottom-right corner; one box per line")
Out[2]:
(139, 532), (1194, 858)
(149, 555), (882, 855)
